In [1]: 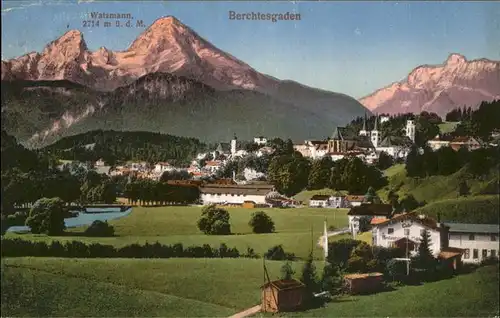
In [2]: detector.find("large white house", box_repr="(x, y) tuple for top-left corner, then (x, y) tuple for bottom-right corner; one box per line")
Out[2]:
(199, 183), (275, 205)
(444, 223), (499, 263)
(371, 212), (445, 257)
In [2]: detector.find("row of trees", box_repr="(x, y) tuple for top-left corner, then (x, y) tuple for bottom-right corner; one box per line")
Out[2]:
(123, 179), (200, 205)
(1, 238), (245, 259)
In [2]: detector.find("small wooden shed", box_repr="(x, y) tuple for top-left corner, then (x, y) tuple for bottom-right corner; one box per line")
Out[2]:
(261, 279), (305, 313)
(343, 273), (384, 294)
(438, 247), (464, 271)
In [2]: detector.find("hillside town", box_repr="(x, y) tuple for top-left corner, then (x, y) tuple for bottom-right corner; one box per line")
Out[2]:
(3, 103), (499, 318)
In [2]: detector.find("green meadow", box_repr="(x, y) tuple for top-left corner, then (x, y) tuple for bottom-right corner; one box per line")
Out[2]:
(6, 206), (349, 259)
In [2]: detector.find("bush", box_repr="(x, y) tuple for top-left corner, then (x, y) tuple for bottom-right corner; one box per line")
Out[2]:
(248, 211), (275, 233)
(25, 198), (66, 235)
(196, 205), (231, 235)
(84, 220), (115, 237)
(386, 259), (408, 281)
(243, 247), (259, 259)
(264, 245), (296, 260)
(327, 239), (364, 268)
(480, 256), (499, 266)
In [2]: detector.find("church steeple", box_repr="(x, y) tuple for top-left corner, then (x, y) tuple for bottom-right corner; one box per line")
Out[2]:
(371, 114), (380, 148)
(359, 113), (368, 137)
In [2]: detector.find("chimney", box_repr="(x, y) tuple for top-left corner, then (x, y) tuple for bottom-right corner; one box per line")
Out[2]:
(437, 212), (441, 223)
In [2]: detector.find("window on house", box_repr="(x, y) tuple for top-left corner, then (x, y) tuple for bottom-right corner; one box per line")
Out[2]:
(491, 235), (497, 241)
(388, 228), (394, 235)
(482, 249), (488, 259)
(473, 249), (479, 259)
(404, 229), (410, 236)
(420, 229), (426, 236)
(469, 234), (475, 241)
(464, 249), (470, 259)
(491, 250), (497, 258)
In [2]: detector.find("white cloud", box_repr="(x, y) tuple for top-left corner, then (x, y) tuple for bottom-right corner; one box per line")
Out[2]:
(354, 28), (362, 36)
(1, 0), (71, 14)
(1, 1), (43, 13)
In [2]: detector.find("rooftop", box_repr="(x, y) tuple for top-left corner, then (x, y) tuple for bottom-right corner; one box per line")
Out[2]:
(345, 195), (365, 202)
(375, 212), (439, 230)
(438, 247), (465, 260)
(348, 203), (393, 216)
(310, 195), (331, 201)
(444, 223), (499, 234)
(261, 279), (305, 291)
(344, 273), (384, 280)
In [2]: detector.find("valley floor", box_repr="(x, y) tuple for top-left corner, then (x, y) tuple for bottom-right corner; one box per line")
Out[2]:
(2, 258), (498, 317)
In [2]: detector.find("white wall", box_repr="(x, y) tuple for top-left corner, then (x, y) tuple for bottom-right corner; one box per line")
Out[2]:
(201, 193), (267, 205)
(428, 141), (450, 151)
(373, 221), (442, 256)
(329, 197), (345, 208)
(449, 233), (499, 263)
(310, 200), (328, 207)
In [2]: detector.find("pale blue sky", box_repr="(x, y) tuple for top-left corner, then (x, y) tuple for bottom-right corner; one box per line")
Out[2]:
(2, 0), (499, 98)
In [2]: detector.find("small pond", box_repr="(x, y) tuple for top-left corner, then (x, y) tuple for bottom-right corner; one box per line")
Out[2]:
(6, 207), (133, 233)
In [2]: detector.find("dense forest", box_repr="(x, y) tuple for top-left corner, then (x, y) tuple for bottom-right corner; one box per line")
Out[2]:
(447, 100), (500, 140)
(42, 130), (208, 166)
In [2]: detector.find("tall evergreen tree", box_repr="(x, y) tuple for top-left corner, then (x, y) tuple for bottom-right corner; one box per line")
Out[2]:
(412, 229), (436, 271)
(300, 252), (320, 303)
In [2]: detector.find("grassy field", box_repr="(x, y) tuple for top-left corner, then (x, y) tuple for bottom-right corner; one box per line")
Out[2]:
(3, 257), (497, 317)
(378, 164), (499, 205)
(275, 264), (499, 317)
(438, 121), (460, 134)
(6, 206), (349, 259)
(1, 257), (298, 317)
(414, 195), (499, 224)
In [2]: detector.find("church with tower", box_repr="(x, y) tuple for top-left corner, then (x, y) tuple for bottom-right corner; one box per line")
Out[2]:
(328, 114), (415, 159)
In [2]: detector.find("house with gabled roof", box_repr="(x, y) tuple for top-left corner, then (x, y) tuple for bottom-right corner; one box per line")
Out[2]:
(449, 136), (483, 151)
(329, 191), (347, 208)
(345, 195), (366, 207)
(309, 195), (331, 207)
(347, 203), (394, 235)
(371, 212), (445, 256)
(428, 134), (452, 151)
(376, 135), (413, 158)
(444, 222), (499, 263)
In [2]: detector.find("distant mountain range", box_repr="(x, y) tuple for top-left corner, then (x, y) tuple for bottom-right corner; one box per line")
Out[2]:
(360, 54), (500, 117)
(1, 16), (367, 147)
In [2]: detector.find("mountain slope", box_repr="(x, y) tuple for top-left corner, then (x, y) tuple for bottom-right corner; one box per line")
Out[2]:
(360, 54), (500, 116)
(1, 16), (367, 144)
(2, 74), (333, 147)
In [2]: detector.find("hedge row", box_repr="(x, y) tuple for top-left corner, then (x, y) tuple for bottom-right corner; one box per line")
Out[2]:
(1, 238), (250, 259)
